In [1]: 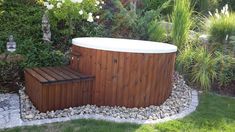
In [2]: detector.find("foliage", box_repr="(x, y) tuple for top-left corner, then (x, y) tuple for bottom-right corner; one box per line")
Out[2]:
(192, 0), (220, 14)
(205, 5), (235, 47)
(215, 52), (235, 86)
(172, 0), (192, 50)
(135, 10), (159, 40)
(2, 94), (235, 131)
(0, 54), (25, 93)
(191, 47), (217, 90)
(17, 39), (66, 68)
(0, 0), (65, 68)
(42, 0), (103, 35)
(142, 0), (174, 15)
(148, 20), (168, 42)
(177, 45), (217, 90)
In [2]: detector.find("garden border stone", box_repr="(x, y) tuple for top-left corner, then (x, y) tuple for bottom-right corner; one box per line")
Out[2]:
(0, 90), (198, 129)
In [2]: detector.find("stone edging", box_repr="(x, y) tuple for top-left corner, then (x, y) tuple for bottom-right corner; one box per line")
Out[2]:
(0, 90), (198, 129)
(25, 90), (199, 125)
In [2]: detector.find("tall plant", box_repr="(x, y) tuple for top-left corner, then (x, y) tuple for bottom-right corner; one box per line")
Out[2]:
(172, 0), (192, 50)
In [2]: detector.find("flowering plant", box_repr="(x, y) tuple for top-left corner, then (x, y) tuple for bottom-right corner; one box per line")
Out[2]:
(41, 0), (104, 38)
(43, 0), (104, 22)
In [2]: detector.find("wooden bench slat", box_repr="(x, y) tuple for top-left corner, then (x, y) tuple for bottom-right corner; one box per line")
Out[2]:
(47, 67), (73, 80)
(39, 67), (65, 81)
(62, 66), (94, 79)
(55, 67), (80, 79)
(33, 68), (56, 82)
(25, 69), (48, 83)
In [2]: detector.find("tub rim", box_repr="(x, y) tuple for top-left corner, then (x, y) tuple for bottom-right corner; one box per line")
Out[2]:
(72, 37), (177, 53)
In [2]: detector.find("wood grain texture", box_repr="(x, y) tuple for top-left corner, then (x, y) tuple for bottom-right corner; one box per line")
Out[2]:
(71, 45), (176, 108)
(24, 66), (94, 112)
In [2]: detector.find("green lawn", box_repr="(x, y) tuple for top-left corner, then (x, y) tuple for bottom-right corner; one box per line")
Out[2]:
(2, 93), (235, 132)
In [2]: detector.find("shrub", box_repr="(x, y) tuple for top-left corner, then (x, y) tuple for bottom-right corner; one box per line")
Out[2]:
(177, 45), (217, 90)
(135, 10), (159, 40)
(142, 0), (174, 15)
(148, 20), (168, 42)
(41, 0), (104, 46)
(172, 0), (192, 50)
(204, 5), (235, 53)
(0, 54), (25, 93)
(192, 0), (220, 14)
(215, 52), (235, 86)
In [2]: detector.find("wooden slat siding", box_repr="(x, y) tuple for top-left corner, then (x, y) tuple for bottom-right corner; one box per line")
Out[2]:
(111, 52), (119, 106)
(155, 54), (163, 105)
(123, 53), (131, 106)
(128, 53), (138, 107)
(105, 51), (112, 105)
(136, 54), (145, 107)
(94, 49), (102, 105)
(99, 50), (107, 105)
(116, 52), (124, 106)
(139, 54), (149, 107)
(71, 46), (176, 108)
(25, 70), (44, 111)
(25, 66), (94, 112)
(90, 49), (97, 104)
(47, 67), (72, 80)
(135, 53), (144, 107)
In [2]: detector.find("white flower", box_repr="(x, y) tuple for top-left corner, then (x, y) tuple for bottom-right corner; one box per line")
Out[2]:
(96, 1), (100, 5)
(71, 0), (83, 3)
(47, 4), (54, 10)
(62, 0), (65, 3)
(208, 11), (212, 16)
(79, 10), (83, 15)
(57, 2), (62, 8)
(87, 13), (94, 22)
(96, 16), (100, 19)
(101, 1), (104, 4)
(215, 12), (220, 19)
(99, 6), (102, 9)
(44, 2), (49, 6)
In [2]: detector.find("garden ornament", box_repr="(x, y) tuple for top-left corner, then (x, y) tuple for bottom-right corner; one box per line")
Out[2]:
(6, 35), (16, 53)
(42, 12), (52, 43)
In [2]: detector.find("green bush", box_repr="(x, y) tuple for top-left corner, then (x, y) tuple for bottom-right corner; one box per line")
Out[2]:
(177, 46), (217, 90)
(136, 10), (160, 40)
(204, 6), (235, 52)
(215, 52), (235, 86)
(142, 0), (174, 15)
(192, 0), (220, 14)
(172, 0), (192, 50)
(148, 20), (168, 42)
(0, 0), (65, 68)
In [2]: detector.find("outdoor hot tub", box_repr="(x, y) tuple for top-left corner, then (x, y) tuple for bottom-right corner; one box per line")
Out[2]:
(70, 37), (177, 108)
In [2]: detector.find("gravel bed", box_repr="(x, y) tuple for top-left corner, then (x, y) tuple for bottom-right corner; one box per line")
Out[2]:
(19, 72), (192, 121)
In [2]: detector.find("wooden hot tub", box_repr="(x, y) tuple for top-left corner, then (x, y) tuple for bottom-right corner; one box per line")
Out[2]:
(70, 37), (177, 108)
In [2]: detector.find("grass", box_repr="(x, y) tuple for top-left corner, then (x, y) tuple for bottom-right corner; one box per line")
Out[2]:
(1, 93), (235, 132)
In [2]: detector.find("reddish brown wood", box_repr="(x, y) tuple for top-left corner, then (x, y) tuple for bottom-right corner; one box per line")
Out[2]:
(71, 45), (176, 108)
(24, 66), (94, 112)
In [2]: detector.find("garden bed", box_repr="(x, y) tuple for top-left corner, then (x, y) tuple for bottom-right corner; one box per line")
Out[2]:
(19, 73), (194, 123)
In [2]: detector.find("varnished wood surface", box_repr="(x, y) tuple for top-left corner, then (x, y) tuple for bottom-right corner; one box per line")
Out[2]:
(71, 45), (176, 108)
(25, 66), (94, 112)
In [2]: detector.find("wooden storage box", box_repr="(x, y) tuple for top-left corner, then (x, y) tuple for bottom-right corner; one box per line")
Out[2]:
(24, 66), (94, 112)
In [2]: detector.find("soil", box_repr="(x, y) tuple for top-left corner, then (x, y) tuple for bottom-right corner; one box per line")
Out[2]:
(212, 81), (235, 97)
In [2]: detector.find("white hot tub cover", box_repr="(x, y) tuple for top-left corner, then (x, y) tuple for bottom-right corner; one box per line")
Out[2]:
(72, 37), (177, 53)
